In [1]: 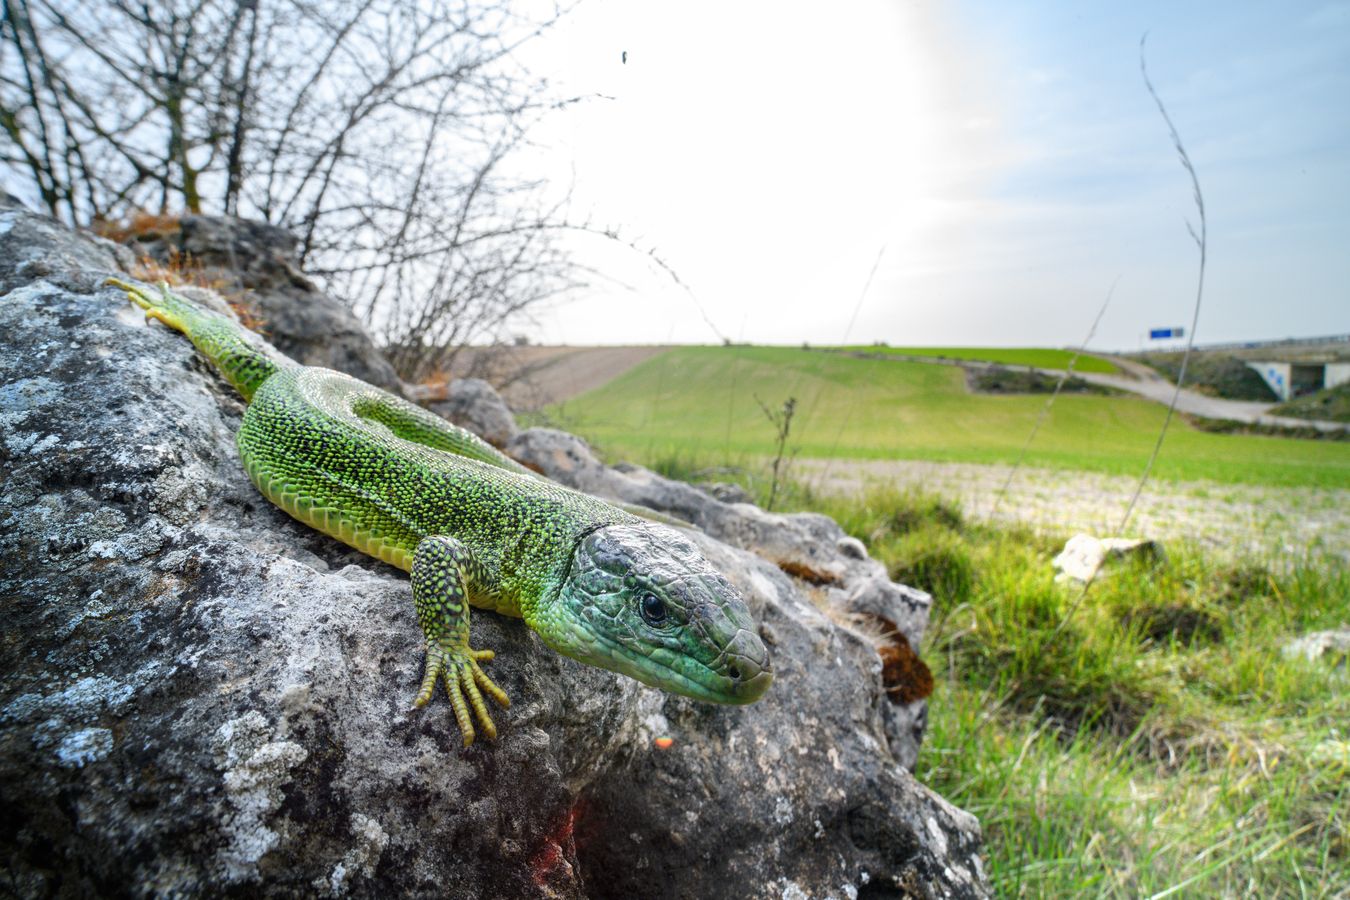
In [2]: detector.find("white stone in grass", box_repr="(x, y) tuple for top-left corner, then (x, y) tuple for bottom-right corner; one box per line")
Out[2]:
(1052, 533), (1165, 583)
(1310, 739), (1350, 767)
(1282, 628), (1350, 665)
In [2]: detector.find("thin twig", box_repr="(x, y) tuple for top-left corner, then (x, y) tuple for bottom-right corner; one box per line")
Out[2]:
(1116, 32), (1207, 537)
(812, 243), (888, 493)
(1047, 33), (1208, 642)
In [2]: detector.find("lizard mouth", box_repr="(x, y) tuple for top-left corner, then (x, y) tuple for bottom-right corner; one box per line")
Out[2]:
(709, 628), (773, 703)
(578, 627), (773, 705)
(619, 648), (772, 704)
(722, 668), (773, 704)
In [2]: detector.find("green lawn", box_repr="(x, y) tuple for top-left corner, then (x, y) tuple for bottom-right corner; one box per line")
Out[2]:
(834, 345), (1121, 374)
(546, 346), (1350, 489)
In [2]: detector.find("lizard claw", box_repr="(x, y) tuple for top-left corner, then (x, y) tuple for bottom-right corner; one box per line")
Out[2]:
(106, 278), (189, 331)
(413, 638), (511, 746)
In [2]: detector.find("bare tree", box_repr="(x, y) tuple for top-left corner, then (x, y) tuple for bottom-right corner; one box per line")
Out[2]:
(1, 0), (581, 382)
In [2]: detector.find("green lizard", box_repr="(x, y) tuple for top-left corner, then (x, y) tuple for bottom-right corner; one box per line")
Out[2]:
(108, 279), (771, 746)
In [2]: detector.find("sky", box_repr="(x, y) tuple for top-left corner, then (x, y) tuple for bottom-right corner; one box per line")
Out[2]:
(515, 0), (1350, 350)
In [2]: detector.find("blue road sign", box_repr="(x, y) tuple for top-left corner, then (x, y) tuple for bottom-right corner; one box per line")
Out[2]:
(1149, 327), (1185, 339)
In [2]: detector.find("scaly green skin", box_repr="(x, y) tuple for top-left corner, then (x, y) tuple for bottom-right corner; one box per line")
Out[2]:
(108, 279), (772, 745)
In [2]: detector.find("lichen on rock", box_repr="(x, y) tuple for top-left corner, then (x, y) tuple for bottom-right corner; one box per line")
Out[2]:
(0, 196), (988, 898)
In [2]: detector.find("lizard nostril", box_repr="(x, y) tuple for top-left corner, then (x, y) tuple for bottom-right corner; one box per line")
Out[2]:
(728, 665), (742, 681)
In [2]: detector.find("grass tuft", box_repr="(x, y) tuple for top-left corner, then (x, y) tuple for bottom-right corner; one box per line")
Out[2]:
(886, 524), (977, 607)
(792, 482), (1349, 895)
(574, 422), (1348, 893)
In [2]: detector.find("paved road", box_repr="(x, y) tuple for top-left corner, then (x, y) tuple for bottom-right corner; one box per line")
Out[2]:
(1081, 355), (1348, 433)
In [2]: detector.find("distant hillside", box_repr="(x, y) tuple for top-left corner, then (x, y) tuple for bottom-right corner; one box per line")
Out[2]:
(447, 344), (670, 410)
(549, 345), (1350, 489)
(1134, 353), (1277, 402)
(1163, 335), (1350, 363)
(1272, 383), (1350, 423)
(834, 345), (1120, 374)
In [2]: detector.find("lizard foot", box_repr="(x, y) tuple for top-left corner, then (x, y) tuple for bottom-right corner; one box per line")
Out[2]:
(413, 638), (511, 746)
(106, 278), (190, 332)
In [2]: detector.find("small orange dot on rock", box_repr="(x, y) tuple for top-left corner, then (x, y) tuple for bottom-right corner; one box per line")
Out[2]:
(654, 737), (674, 750)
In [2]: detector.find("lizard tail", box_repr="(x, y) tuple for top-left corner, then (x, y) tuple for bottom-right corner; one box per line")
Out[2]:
(107, 278), (281, 402)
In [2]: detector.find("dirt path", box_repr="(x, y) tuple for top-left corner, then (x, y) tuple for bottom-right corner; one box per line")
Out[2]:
(796, 457), (1350, 563)
(452, 345), (670, 411)
(1072, 362), (1344, 430)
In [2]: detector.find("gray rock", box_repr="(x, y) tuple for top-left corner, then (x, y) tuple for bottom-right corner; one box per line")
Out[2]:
(1, 195), (130, 295)
(426, 377), (520, 447)
(705, 481), (755, 505)
(837, 535), (869, 560)
(129, 213), (406, 395)
(0, 204), (988, 898)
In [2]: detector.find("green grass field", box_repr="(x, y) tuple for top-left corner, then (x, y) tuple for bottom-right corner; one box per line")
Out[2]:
(835, 345), (1121, 374)
(808, 487), (1349, 897)
(547, 346), (1350, 489)
(544, 344), (1349, 894)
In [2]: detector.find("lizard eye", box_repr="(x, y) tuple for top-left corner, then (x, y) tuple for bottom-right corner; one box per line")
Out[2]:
(640, 592), (668, 627)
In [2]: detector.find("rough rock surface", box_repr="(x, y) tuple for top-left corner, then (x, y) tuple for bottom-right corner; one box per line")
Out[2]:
(426, 377), (520, 448)
(0, 199), (988, 898)
(126, 213), (405, 395)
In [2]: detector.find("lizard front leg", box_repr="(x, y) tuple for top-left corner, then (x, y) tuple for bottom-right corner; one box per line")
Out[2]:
(410, 536), (511, 746)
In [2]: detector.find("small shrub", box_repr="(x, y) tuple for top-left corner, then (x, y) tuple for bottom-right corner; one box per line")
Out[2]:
(1272, 381), (1350, 423)
(1214, 563), (1273, 605)
(1136, 352), (1278, 401)
(1123, 602), (1224, 645)
(885, 495), (964, 536)
(966, 366), (1113, 395)
(887, 524), (975, 605)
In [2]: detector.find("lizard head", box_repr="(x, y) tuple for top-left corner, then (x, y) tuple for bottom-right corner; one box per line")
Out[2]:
(544, 522), (772, 704)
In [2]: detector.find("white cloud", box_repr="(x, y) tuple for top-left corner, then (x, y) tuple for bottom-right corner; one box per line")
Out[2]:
(513, 0), (1349, 349)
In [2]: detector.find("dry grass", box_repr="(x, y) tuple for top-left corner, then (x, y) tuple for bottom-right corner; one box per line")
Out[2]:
(93, 210), (266, 336)
(129, 252), (267, 335)
(90, 209), (183, 244)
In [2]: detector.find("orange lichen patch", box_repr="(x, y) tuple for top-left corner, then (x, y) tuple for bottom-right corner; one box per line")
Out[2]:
(801, 584), (833, 613)
(128, 249), (216, 290)
(653, 736), (674, 750)
(515, 458), (548, 476)
(91, 210), (182, 243)
(776, 559), (841, 586)
(861, 612), (934, 704)
(401, 381), (448, 404)
(878, 632), (934, 704)
(420, 365), (452, 396)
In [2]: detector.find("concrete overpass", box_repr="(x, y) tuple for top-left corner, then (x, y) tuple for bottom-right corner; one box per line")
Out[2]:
(1246, 361), (1350, 402)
